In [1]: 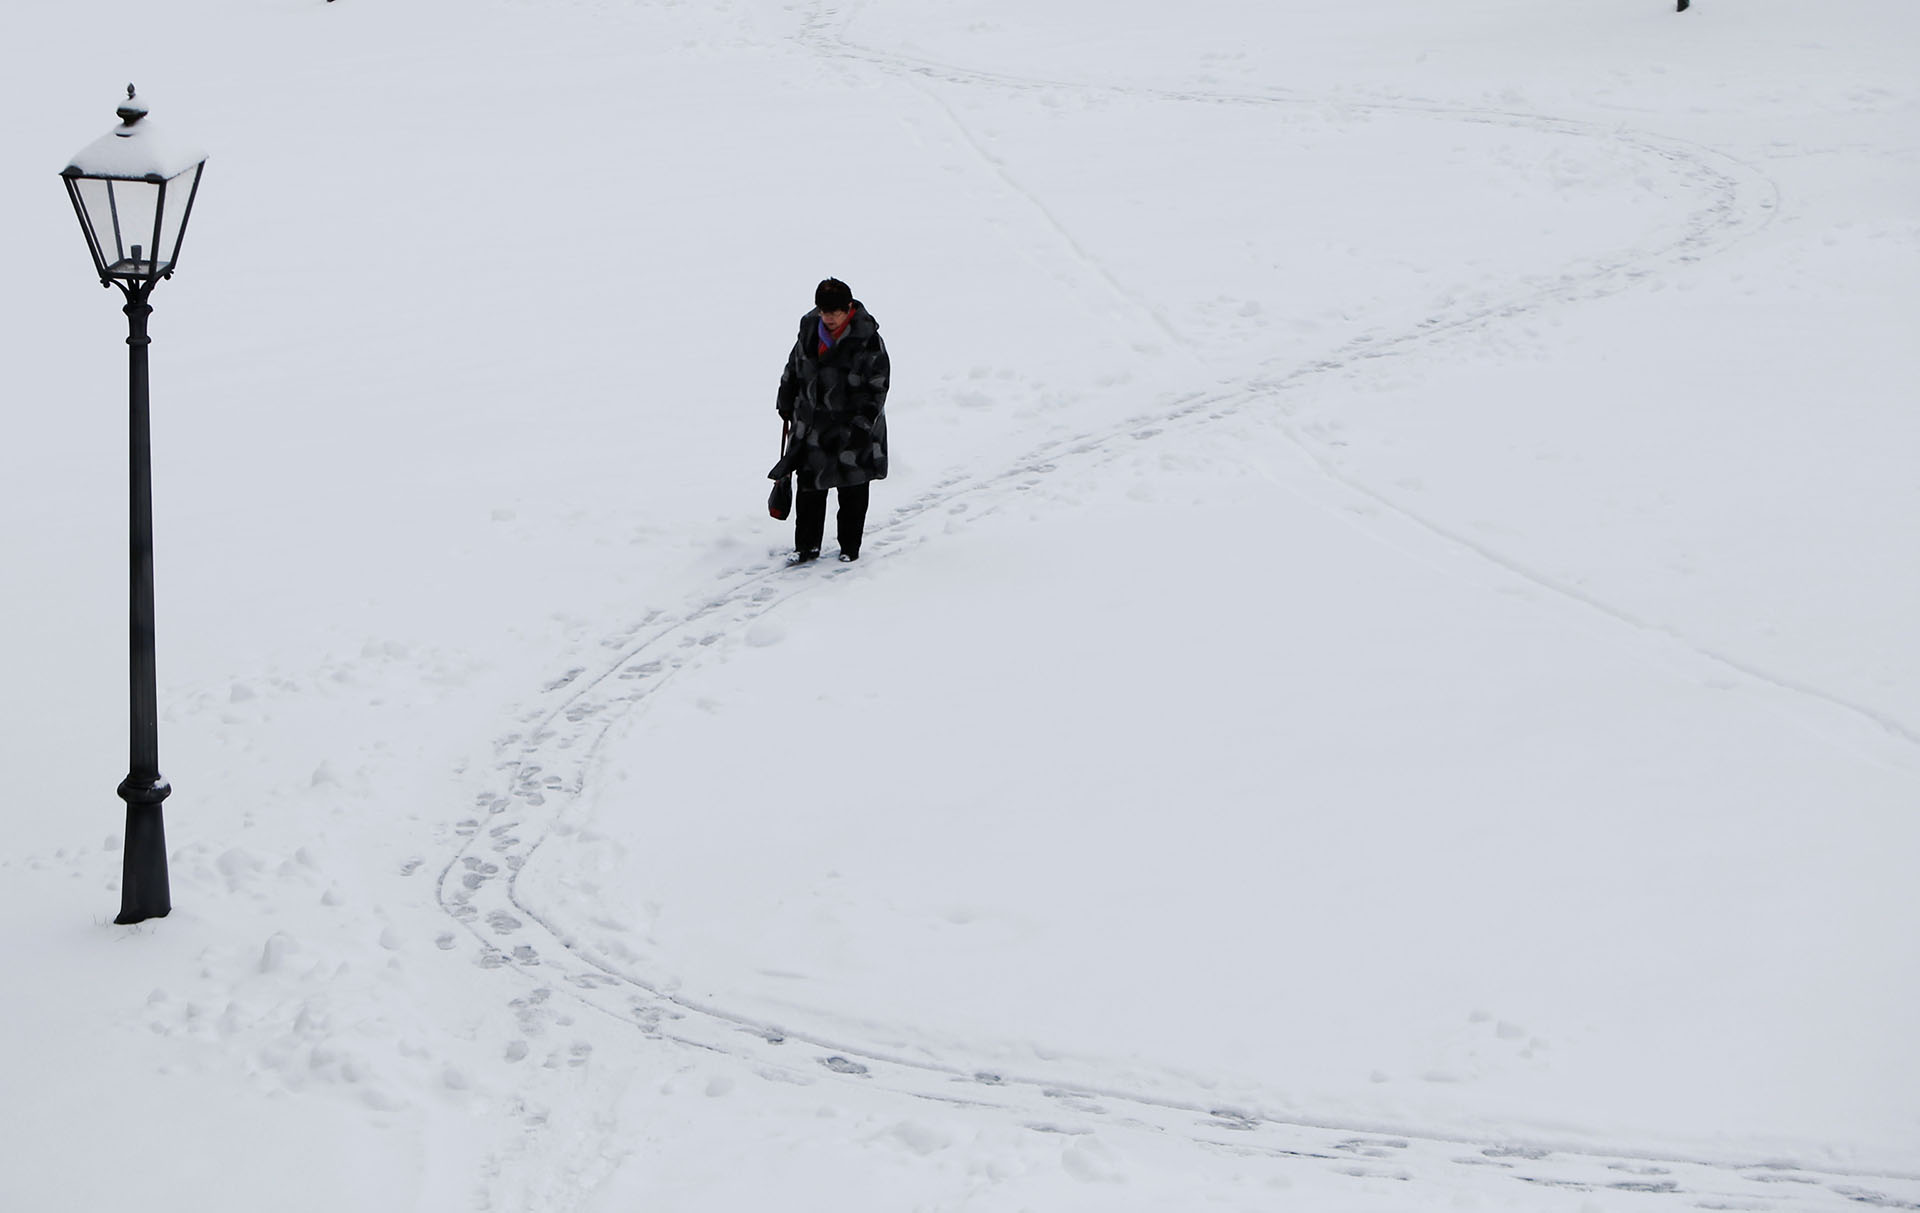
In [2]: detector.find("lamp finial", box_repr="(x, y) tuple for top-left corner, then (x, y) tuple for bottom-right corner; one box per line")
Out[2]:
(117, 85), (147, 128)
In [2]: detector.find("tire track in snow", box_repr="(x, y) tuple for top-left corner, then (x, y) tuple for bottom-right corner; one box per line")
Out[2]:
(442, 550), (1920, 1210)
(437, 7), (1920, 1205)
(810, 2), (1920, 771)
(908, 81), (1197, 358)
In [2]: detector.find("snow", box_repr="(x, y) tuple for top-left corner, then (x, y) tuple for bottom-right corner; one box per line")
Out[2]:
(2, 0), (1917, 1209)
(64, 117), (208, 182)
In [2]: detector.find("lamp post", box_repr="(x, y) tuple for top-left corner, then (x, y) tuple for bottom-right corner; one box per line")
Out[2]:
(60, 86), (208, 925)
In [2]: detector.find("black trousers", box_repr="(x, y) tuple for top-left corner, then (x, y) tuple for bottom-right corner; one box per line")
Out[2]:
(794, 482), (870, 557)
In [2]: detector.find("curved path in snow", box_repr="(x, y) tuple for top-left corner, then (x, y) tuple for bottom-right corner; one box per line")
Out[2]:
(437, 6), (1920, 1207)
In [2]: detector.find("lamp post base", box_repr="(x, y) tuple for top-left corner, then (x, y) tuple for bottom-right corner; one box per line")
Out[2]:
(115, 774), (172, 924)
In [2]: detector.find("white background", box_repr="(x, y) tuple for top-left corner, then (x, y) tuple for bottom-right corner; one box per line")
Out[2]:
(1, 1), (1915, 1209)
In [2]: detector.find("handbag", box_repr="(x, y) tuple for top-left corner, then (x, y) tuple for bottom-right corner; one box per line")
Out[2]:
(767, 421), (794, 520)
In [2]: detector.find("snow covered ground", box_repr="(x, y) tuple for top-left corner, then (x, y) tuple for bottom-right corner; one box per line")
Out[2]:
(2, 0), (1917, 1209)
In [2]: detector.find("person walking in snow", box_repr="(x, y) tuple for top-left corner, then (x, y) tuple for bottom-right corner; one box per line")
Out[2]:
(772, 278), (890, 564)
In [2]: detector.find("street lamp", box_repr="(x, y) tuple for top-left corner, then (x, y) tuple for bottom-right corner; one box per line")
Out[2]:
(61, 86), (207, 925)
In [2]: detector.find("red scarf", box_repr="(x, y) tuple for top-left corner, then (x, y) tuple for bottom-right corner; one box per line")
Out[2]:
(817, 305), (856, 356)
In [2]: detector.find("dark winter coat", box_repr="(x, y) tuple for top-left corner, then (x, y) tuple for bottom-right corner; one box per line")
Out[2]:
(773, 302), (890, 492)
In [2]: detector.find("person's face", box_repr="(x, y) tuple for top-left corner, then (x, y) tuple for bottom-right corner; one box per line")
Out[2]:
(820, 305), (849, 327)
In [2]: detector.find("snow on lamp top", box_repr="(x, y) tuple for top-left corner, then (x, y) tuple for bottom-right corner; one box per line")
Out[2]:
(63, 85), (207, 181)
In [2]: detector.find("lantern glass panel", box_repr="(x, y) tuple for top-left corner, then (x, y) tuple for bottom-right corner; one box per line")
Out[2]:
(72, 166), (199, 281)
(158, 164), (203, 271)
(75, 175), (152, 276)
